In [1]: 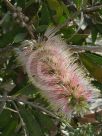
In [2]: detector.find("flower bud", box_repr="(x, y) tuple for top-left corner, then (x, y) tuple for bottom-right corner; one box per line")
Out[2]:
(21, 22), (26, 27)
(12, 12), (18, 18)
(24, 16), (29, 22)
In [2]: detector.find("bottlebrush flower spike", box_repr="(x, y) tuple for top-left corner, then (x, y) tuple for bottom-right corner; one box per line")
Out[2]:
(17, 29), (100, 120)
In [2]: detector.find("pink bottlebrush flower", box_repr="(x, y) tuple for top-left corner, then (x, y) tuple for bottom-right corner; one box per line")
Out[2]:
(17, 29), (100, 120)
(25, 33), (99, 120)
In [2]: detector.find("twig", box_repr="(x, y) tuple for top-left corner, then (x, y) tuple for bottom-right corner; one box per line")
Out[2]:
(12, 101), (28, 136)
(0, 44), (102, 53)
(63, 0), (102, 13)
(3, 0), (35, 39)
(16, 98), (59, 120)
(84, 4), (102, 13)
(68, 45), (102, 53)
(0, 91), (7, 113)
(0, 96), (59, 120)
(3, 0), (16, 11)
(4, 106), (18, 113)
(0, 45), (13, 53)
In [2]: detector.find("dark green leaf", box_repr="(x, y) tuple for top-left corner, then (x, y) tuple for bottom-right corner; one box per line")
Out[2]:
(19, 106), (43, 136)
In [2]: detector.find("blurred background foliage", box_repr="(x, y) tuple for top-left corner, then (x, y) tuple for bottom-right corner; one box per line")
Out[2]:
(0, 0), (102, 136)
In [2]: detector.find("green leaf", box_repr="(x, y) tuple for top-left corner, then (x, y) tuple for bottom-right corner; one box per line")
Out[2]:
(91, 26), (98, 43)
(17, 0), (26, 8)
(36, 25), (48, 33)
(19, 106), (43, 136)
(61, 1), (70, 18)
(74, 0), (82, 10)
(13, 33), (26, 43)
(0, 25), (24, 47)
(39, 3), (51, 25)
(0, 110), (11, 128)
(79, 52), (102, 83)
(95, 24), (102, 34)
(15, 83), (38, 96)
(2, 119), (18, 136)
(34, 111), (54, 134)
(25, 0), (36, 7)
(47, 0), (63, 22)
